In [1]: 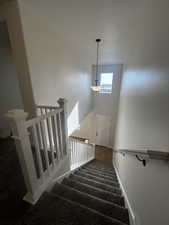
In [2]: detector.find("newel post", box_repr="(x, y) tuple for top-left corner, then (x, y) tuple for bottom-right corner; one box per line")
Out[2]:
(6, 109), (38, 204)
(58, 98), (69, 155)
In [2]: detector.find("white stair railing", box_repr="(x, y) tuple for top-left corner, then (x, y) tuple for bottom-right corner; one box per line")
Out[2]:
(70, 137), (95, 170)
(6, 98), (69, 204)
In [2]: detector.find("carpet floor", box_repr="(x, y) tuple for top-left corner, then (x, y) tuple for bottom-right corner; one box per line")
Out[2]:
(18, 160), (129, 225)
(0, 137), (30, 225)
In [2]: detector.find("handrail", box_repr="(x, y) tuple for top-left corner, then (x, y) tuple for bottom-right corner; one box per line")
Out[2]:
(114, 149), (169, 166)
(37, 105), (60, 110)
(69, 136), (94, 147)
(26, 108), (63, 128)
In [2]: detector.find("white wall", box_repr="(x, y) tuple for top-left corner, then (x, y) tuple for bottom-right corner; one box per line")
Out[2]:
(17, 0), (93, 135)
(0, 1), (36, 117)
(91, 64), (122, 147)
(0, 23), (23, 137)
(114, 73), (169, 225)
(115, 72), (169, 150)
(15, 0), (169, 223)
(72, 64), (122, 147)
(112, 1), (169, 224)
(72, 111), (96, 142)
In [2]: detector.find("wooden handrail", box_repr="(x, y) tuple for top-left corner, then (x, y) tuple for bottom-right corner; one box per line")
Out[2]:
(114, 149), (169, 166)
(69, 136), (94, 147)
(37, 105), (60, 110)
(26, 108), (63, 128)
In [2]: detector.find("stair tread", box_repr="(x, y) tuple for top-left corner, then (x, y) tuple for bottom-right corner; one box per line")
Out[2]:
(70, 174), (122, 195)
(52, 183), (129, 224)
(76, 170), (119, 187)
(19, 160), (129, 225)
(21, 192), (127, 225)
(83, 166), (116, 176)
(63, 177), (125, 206)
(81, 168), (118, 181)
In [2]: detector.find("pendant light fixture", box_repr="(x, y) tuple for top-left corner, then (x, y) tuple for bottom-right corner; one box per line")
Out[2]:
(91, 39), (102, 92)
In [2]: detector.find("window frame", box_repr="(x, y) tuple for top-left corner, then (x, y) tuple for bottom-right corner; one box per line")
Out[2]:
(99, 72), (114, 94)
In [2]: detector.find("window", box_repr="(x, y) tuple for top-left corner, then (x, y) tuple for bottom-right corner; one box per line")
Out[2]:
(99, 73), (113, 93)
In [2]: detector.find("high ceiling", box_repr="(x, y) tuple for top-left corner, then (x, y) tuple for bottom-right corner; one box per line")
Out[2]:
(18, 0), (169, 66)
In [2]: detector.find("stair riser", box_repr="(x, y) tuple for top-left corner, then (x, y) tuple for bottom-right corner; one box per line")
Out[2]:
(70, 174), (122, 195)
(23, 192), (126, 225)
(63, 178), (125, 207)
(85, 164), (115, 172)
(52, 183), (129, 224)
(83, 166), (117, 177)
(81, 169), (118, 181)
(76, 171), (119, 188)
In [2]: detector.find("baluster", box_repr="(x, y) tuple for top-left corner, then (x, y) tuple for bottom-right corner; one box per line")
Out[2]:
(46, 110), (55, 166)
(75, 139), (78, 166)
(72, 139), (74, 165)
(40, 120), (51, 174)
(70, 139), (72, 164)
(32, 124), (44, 182)
(40, 108), (43, 116)
(57, 112), (64, 157)
(57, 99), (69, 155)
(37, 122), (43, 154)
(73, 139), (75, 166)
(51, 114), (60, 160)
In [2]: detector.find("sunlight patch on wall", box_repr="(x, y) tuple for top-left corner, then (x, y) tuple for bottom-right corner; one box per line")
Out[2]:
(68, 102), (80, 136)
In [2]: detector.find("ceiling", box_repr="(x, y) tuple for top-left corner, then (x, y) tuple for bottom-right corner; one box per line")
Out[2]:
(19, 0), (169, 66)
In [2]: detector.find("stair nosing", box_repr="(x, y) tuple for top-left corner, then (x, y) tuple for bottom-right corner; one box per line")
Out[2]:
(77, 170), (119, 186)
(64, 177), (123, 198)
(50, 192), (127, 225)
(81, 167), (117, 176)
(71, 173), (121, 194)
(80, 171), (118, 183)
(55, 182), (125, 210)
(83, 167), (117, 175)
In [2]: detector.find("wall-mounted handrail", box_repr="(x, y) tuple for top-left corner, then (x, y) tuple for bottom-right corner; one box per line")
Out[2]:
(114, 149), (169, 166)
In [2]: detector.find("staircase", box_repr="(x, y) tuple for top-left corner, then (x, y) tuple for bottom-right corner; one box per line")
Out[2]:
(19, 160), (129, 225)
(5, 99), (129, 225)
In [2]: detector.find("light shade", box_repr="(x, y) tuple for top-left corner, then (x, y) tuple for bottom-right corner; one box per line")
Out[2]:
(91, 86), (101, 92)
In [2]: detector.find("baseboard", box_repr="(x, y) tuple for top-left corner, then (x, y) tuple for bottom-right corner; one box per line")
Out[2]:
(114, 164), (137, 225)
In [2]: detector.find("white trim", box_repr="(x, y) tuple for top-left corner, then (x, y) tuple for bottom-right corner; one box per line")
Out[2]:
(114, 164), (137, 225)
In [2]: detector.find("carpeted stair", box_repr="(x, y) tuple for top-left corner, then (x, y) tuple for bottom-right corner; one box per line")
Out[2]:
(0, 137), (29, 225)
(19, 160), (129, 225)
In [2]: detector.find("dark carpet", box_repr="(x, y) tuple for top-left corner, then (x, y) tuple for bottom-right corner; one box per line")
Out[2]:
(0, 137), (30, 225)
(19, 160), (129, 225)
